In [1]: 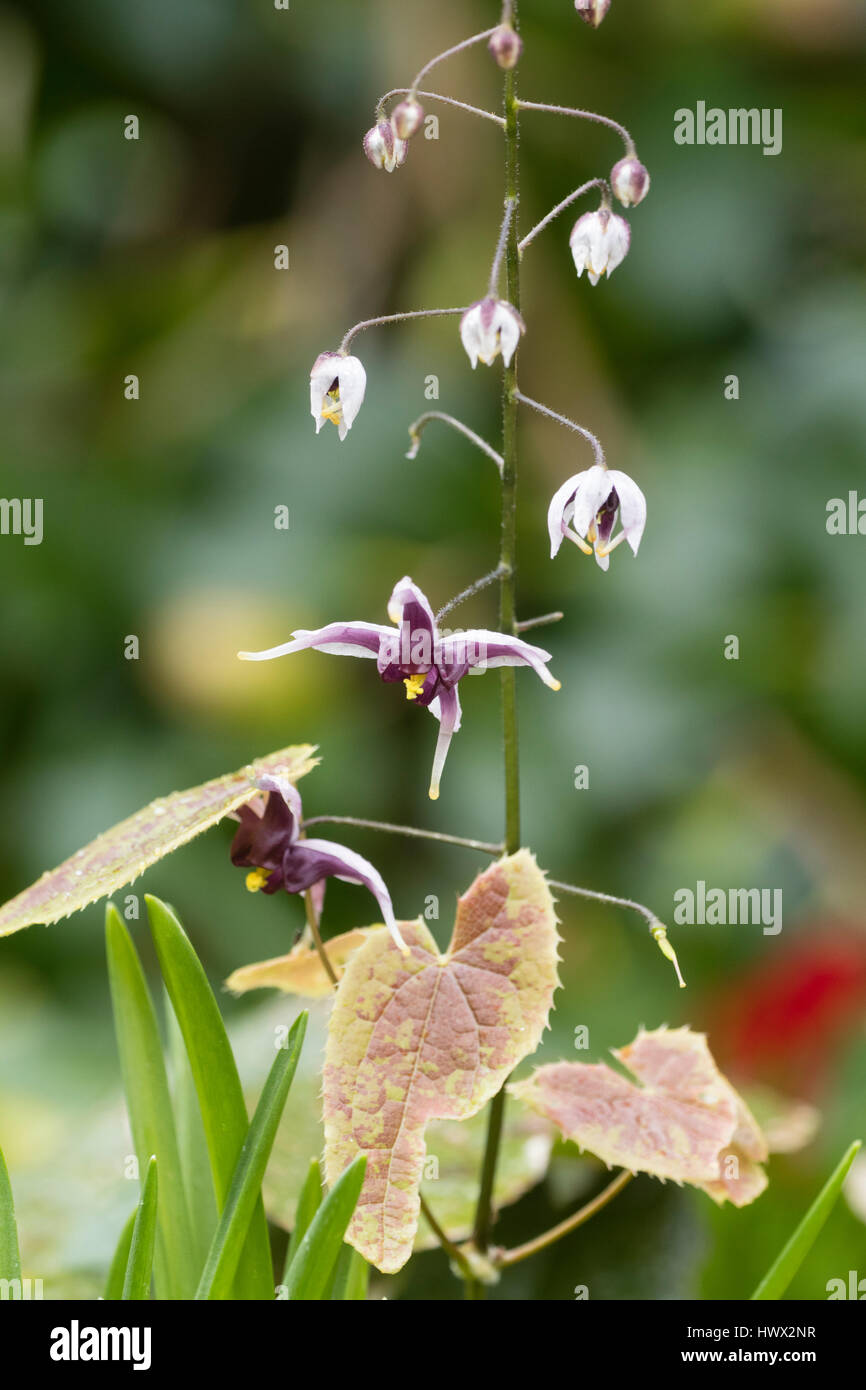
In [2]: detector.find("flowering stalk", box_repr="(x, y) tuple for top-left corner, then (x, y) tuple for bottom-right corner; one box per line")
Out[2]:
(472, 22), (523, 1264)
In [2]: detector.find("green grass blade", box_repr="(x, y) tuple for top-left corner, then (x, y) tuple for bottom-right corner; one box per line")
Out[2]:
(122, 1156), (158, 1300)
(751, 1139), (862, 1300)
(0, 1145), (22, 1283)
(195, 1011), (307, 1300)
(165, 988), (217, 1274)
(282, 1157), (322, 1282)
(283, 1156), (367, 1301)
(105, 903), (196, 1299)
(329, 1244), (370, 1301)
(147, 895), (273, 1299)
(104, 1208), (137, 1300)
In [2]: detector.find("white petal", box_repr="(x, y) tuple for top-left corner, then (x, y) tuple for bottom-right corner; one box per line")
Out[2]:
(309, 351), (342, 426)
(459, 305), (484, 369)
(335, 355), (366, 432)
(494, 302), (524, 367)
(547, 473), (583, 557)
(606, 469), (647, 554)
(571, 464), (613, 539)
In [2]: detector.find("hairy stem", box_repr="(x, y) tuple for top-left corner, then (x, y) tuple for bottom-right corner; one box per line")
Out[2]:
(406, 411), (503, 473)
(409, 28), (497, 94)
(488, 196), (517, 296)
(472, 23), (522, 1260)
(515, 391), (606, 467)
(436, 564), (510, 622)
(495, 1170), (634, 1268)
(377, 88), (505, 128)
(517, 99), (635, 154)
(518, 178), (610, 254)
(300, 815), (502, 857)
(339, 306), (468, 354)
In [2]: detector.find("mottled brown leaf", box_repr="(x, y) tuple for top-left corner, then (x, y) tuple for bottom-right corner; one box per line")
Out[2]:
(512, 1025), (768, 1207)
(323, 850), (560, 1273)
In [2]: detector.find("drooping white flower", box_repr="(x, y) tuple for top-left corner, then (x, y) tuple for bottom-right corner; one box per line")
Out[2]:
(611, 155), (651, 208)
(548, 463), (646, 571)
(459, 297), (525, 369)
(569, 208), (630, 285)
(310, 352), (367, 441)
(363, 120), (408, 172)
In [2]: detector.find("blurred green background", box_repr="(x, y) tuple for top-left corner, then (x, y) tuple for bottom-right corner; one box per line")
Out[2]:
(0, 0), (865, 1299)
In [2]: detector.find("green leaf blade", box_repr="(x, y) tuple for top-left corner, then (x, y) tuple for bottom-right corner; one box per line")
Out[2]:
(105, 904), (197, 1299)
(751, 1140), (862, 1300)
(282, 1157), (322, 1282)
(148, 896), (272, 1299)
(104, 1208), (137, 1300)
(196, 1012), (308, 1301)
(122, 1156), (159, 1301)
(0, 1146), (22, 1284)
(284, 1155), (367, 1301)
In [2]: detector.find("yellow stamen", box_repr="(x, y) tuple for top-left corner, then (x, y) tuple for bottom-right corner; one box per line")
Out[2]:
(650, 921), (686, 989)
(550, 679), (562, 692)
(245, 868), (269, 893)
(428, 783), (440, 801)
(404, 674), (426, 700)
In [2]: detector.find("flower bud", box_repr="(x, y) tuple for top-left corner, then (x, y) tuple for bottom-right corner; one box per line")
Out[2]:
(391, 99), (424, 140)
(488, 24), (523, 69)
(611, 155), (650, 208)
(575, 0), (610, 27)
(363, 120), (408, 173)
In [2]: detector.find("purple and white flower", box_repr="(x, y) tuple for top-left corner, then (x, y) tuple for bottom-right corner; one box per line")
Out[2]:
(460, 297), (525, 369)
(231, 773), (407, 952)
(575, 0), (610, 26)
(611, 155), (650, 208)
(548, 464), (646, 571)
(239, 577), (560, 800)
(310, 351), (367, 441)
(569, 208), (630, 285)
(363, 120), (408, 172)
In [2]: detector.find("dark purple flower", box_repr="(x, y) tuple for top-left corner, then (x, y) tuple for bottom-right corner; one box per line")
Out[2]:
(239, 577), (561, 800)
(231, 774), (406, 951)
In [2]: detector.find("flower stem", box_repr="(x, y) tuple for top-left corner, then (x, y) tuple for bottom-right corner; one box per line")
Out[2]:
(299, 815), (503, 857)
(436, 564), (510, 622)
(517, 99), (635, 154)
(473, 23), (522, 1260)
(516, 610), (564, 633)
(406, 411), (503, 473)
(515, 391), (606, 467)
(418, 1194), (475, 1280)
(488, 196), (517, 296)
(409, 29), (497, 95)
(339, 306), (468, 354)
(303, 889), (338, 988)
(518, 178), (610, 255)
(377, 88), (505, 128)
(495, 1170), (634, 1269)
